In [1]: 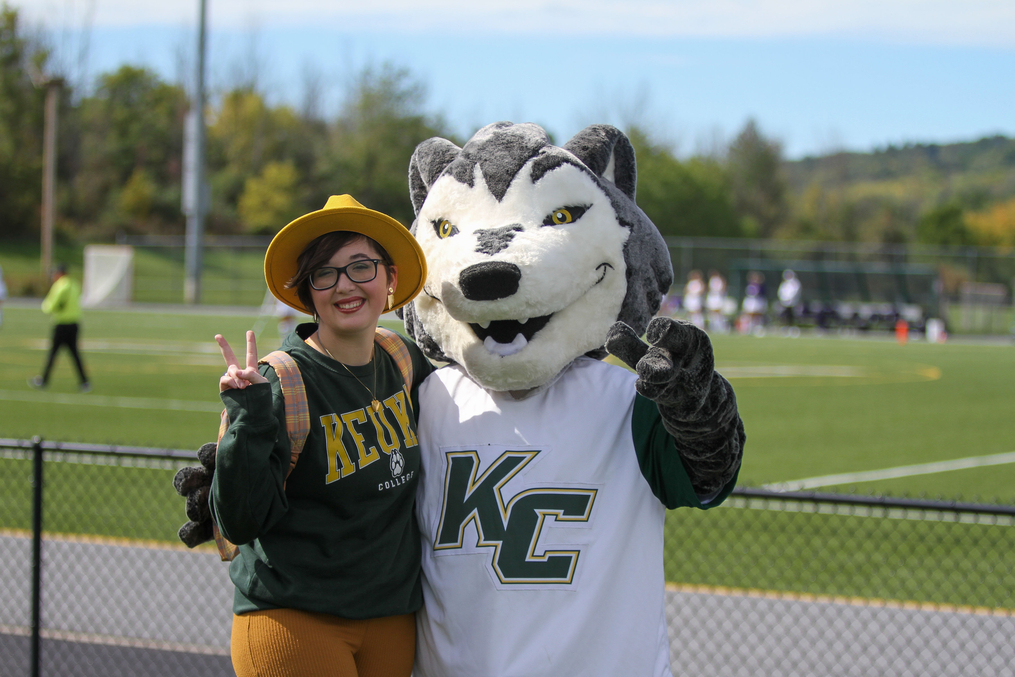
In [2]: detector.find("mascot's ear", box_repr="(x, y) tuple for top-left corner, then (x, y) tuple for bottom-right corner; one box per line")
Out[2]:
(563, 125), (637, 201)
(409, 137), (462, 215)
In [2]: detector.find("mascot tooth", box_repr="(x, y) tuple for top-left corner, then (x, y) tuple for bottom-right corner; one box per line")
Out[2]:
(404, 122), (747, 677)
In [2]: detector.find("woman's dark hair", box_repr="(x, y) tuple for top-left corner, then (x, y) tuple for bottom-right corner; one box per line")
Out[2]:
(286, 231), (394, 318)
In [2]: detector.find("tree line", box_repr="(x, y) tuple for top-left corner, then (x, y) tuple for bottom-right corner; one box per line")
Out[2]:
(2, 4), (1013, 249)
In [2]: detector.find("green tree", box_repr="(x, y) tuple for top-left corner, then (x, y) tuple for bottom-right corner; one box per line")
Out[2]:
(0, 4), (47, 239)
(916, 202), (974, 246)
(206, 88), (316, 231)
(118, 167), (155, 221)
(69, 65), (187, 234)
(783, 184), (867, 241)
(628, 127), (742, 238)
(726, 119), (788, 238)
(237, 160), (302, 234)
(317, 63), (454, 226)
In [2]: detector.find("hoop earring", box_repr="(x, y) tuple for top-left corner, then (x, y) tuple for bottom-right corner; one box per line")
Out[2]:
(386, 288), (395, 311)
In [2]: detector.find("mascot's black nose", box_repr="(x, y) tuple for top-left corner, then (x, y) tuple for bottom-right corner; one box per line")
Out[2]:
(460, 262), (521, 301)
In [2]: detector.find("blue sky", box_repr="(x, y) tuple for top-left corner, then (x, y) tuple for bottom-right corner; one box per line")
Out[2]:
(15, 0), (1015, 159)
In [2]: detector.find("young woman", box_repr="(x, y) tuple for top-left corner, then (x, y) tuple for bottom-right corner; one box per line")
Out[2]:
(211, 195), (433, 677)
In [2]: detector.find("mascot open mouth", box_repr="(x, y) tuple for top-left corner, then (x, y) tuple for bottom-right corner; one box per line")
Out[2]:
(469, 315), (552, 357)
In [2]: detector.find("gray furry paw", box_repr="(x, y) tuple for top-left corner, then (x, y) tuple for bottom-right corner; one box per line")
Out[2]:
(606, 317), (714, 417)
(607, 317), (744, 497)
(173, 442), (217, 548)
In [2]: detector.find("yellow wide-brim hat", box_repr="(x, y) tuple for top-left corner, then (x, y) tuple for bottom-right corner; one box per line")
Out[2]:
(264, 195), (427, 315)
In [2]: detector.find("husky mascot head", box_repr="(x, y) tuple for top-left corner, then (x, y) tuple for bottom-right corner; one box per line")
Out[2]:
(401, 121), (674, 392)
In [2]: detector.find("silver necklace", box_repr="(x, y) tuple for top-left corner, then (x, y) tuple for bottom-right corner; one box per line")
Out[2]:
(317, 333), (381, 413)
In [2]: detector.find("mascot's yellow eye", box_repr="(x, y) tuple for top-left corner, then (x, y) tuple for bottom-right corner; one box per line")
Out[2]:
(432, 218), (459, 239)
(551, 209), (572, 224)
(542, 205), (589, 227)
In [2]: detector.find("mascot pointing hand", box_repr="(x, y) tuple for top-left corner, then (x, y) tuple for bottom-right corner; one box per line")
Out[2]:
(403, 122), (745, 677)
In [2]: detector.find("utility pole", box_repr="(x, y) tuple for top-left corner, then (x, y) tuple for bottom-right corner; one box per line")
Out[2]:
(41, 78), (63, 277)
(183, 0), (208, 304)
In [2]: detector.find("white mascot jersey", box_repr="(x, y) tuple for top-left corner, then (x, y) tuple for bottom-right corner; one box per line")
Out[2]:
(414, 358), (674, 677)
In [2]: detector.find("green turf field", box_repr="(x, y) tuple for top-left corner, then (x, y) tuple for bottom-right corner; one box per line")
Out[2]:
(2, 305), (1013, 498)
(708, 332), (1015, 502)
(2, 306), (1012, 607)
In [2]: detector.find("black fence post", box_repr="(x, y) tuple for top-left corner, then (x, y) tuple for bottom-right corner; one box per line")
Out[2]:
(30, 435), (44, 677)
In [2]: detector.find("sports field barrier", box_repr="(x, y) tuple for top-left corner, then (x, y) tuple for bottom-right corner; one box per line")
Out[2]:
(666, 236), (1014, 335)
(1, 438), (1013, 677)
(100, 235), (1014, 335)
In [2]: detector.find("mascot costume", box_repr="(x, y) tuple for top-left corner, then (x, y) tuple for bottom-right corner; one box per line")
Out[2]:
(176, 121), (745, 677)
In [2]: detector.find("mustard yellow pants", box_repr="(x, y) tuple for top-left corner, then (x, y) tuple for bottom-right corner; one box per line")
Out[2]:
(231, 608), (415, 677)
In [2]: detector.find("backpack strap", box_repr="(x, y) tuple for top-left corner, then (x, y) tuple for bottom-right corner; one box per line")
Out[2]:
(374, 326), (414, 398)
(260, 351), (310, 479)
(213, 350), (308, 562)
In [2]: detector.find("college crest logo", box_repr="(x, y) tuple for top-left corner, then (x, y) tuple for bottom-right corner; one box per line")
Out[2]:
(434, 449), (597, 584)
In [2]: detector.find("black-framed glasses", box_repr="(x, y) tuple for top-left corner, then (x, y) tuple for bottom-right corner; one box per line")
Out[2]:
(310, 259), (381, 290)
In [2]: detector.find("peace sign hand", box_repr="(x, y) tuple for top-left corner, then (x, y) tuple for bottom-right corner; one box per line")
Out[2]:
(216, 331), (269, 392)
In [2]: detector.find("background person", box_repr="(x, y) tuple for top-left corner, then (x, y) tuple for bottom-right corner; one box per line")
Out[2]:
(739, 271), (767, 335)
(682, 269), (705, 329)
(777, 268), (802, 334)
(29, 264), (90, 391)
(274, 296), (299, 339)
(705, 269), (728, 333)
(210, 195), (432, 677)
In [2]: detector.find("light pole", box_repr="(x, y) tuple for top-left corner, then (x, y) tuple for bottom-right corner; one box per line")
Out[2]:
(183, 0), (208, 304)
(40, 77), (63, 277)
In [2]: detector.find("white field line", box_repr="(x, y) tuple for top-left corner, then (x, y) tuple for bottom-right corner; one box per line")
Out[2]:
(764, 451), (1015, 492)
(718, 365), (866, 378)
(724, 494), (1015, 526)
(22, 338), (222, 354)
(0, 389), (221, 413)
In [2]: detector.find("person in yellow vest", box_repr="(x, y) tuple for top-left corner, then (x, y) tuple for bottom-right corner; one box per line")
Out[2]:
(29, 263), (90, 392)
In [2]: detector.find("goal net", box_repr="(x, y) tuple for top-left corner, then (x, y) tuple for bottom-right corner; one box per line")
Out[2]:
(82, 245), (135, 307)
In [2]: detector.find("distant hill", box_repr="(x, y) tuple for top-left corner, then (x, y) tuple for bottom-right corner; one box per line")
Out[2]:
(784, 135), (1015, 205)
(778, 135), (1015, 242)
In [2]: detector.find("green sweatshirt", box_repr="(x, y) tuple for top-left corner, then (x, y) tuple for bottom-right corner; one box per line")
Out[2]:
(210, 323), (435, 618)
(41, 275), (82, 324)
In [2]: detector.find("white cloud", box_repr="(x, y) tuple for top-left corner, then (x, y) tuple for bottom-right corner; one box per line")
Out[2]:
(14, 0), (1015, 47)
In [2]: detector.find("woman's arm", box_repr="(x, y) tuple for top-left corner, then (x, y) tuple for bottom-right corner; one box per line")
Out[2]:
(208, 332), (290, 544)
(210, 376), (291, 544)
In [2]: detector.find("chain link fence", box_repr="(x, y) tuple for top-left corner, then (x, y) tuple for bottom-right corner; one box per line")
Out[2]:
(109, 236), (1015, 336)
(665, 237), (1015, 335)
(2, 439), (1013, 676)
(0, 439), (233, 677)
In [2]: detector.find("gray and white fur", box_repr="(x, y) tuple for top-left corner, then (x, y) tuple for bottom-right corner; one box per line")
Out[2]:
(401, 122), (673, 391)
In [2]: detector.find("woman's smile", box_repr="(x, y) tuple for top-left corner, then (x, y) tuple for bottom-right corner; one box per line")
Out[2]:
(335, 297), (366, 312)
